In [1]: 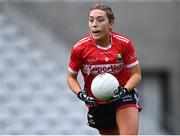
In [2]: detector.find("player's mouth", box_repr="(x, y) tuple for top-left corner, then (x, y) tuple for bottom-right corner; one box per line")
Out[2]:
(91, 29), (101, 36)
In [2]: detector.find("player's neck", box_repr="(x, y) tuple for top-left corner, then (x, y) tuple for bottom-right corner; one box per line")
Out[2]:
(95, 35), (111, 47)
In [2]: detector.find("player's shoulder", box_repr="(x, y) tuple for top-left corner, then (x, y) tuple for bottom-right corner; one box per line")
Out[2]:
(73, 34), (92, 49)
(111, 32), (130, 44)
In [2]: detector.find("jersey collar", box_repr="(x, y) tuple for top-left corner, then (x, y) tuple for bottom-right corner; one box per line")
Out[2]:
(96, 44), (112, 50)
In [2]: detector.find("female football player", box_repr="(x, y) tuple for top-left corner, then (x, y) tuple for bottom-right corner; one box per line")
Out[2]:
(67, 3), (142, 135)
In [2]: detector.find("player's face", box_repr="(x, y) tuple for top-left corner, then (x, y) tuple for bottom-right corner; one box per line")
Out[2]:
(89, 9), (112, 44)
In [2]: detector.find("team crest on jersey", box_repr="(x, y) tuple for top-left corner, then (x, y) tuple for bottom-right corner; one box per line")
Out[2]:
(105, 57), (109, 62)
(116, 53), (123, 62)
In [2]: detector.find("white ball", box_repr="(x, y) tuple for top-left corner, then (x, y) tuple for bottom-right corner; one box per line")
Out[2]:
(91, 73), (119, 101)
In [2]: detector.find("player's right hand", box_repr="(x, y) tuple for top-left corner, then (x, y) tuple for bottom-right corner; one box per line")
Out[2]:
(77, 90), (97, 106)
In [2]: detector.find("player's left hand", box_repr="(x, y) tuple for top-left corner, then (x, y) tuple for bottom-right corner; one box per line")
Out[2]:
(108, 86), (128, 103)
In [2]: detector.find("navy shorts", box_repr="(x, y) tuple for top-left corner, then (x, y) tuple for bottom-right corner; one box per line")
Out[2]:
(87, 89), (142, 129)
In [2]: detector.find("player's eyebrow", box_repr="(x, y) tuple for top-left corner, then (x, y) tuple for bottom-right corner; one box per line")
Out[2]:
(89, 16), (105, 19)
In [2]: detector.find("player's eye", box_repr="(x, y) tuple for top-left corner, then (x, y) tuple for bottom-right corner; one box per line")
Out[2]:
(97, 18), (104, 22)
(96, 17), (105, 22)
(89, 19), (94, 23)
(89, 17), (94, 23)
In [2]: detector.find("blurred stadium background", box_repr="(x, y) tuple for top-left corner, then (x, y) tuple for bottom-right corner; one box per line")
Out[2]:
(0, 0), (179, 134)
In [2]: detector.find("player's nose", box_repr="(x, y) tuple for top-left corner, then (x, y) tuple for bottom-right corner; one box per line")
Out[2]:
(92, 20), (98, 28)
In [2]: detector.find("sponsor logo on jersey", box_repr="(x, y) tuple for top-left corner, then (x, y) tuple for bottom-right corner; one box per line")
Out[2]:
(87, 58), (98, 63)
(82, 63), (125, 75)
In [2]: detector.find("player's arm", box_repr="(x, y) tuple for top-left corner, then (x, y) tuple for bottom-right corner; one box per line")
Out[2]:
(109, 40), (142, 102)
(67, 71), (97, 106)
(68, 43), (97, 106)
(67, 71), (82, 95)
(108, 64), (141, 103)
(124, 63), (142, 91)
(123, 40), (142, 92)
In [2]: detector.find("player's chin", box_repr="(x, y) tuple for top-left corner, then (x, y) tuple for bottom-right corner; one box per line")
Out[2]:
(91, 34), (102, 41)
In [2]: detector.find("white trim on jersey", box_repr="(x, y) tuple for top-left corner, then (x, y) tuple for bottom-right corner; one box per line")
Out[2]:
(126, 60), (139, 68)
(112, 34), (129, 41)
(113, 34), (129, 43)
(68, 67), (78, 74)
(74, 37), (91, 49)
(77, 36), (90, 44)
(97, 44), (112, 50)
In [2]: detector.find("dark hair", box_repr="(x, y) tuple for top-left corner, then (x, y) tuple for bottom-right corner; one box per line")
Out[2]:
(89, 3), (115, 24)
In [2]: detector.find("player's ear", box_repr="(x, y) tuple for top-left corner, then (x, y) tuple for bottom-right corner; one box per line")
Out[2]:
(110, 21), (114, 28)
(109, 25), (112, 29)
(109, 23), (113, 31)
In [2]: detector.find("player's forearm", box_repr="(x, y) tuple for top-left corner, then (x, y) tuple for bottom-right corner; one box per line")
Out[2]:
(124, 73), (141, 91)
(67, 73), (82, 95)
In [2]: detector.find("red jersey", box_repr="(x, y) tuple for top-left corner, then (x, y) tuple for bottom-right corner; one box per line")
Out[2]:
(68, 32), (139, 97)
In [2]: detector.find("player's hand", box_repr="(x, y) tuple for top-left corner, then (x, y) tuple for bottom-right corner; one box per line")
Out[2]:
(108, 86), (128, 103)
(77, 90), (97, 106)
